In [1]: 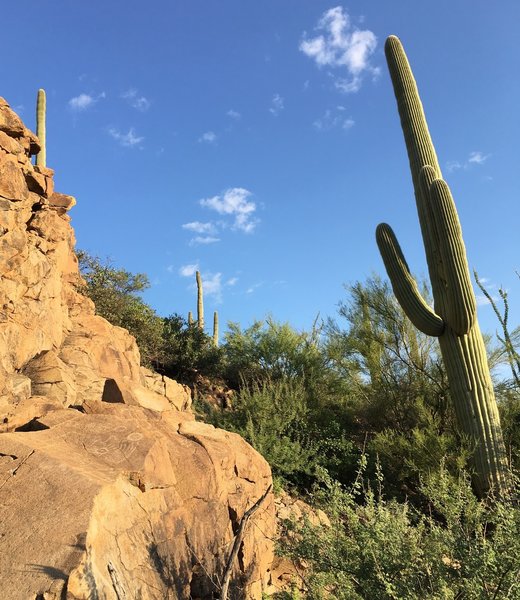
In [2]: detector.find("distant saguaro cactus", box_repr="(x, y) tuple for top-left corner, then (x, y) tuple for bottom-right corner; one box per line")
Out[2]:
(213, 311), (219, 347)
(188, 311), (194, 327)
(196, 271), (204, 330)
(376, 36), (509, 498)
(36, 89), (46, 167)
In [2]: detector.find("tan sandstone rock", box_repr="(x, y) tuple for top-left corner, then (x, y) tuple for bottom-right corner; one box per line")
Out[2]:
(0, 98), (276, 598)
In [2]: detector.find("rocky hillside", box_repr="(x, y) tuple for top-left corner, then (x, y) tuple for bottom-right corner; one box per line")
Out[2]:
(0, 97), (275, 599)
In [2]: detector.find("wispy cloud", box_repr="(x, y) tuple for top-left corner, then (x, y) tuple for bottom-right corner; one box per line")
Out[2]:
(122, 88), (151, 111)
(269, 94), (284, 116)
(313, 108), (355, 131)
(200, 188), (258, 233)
(108, 127), (144, 148)
(227, 277), (238, 286)
(182, 221), (217, 235)
(468, 151), (490, 165)
(204, 272), (223, 302)
(189, 236), (221, 246)
(447, 151), (491, 173)
(227, 109), (241, 120)
(246, 282), (263, 294)
(198, 131), (217, 144)
(179, 263), (199, 277)
(300, 6), (379, 93)
(69, 92), (106, 111)
(474, 275), (501, 307)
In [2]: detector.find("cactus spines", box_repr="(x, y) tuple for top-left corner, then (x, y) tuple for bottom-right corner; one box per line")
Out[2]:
(188, 311), (194, 327)
(377, 35), (510, 497)
(36, 89), (46, 167)
(196, 271), (204, 330)
(213, 311), (219, 347)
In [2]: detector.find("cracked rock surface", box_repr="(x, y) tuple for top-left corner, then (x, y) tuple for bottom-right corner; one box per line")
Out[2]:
(0, 98), (275, 599)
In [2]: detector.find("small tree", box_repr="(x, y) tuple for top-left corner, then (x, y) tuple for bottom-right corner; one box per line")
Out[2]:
(77, 250), (164, 366)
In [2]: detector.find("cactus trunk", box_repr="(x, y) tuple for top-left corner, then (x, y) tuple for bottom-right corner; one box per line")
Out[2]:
(196, 271), (204, 331)
(377, 36), (510, 498)
(188, 311), (193, 327)
(36, 89), (46, 167)
(213, 311), (219, 347)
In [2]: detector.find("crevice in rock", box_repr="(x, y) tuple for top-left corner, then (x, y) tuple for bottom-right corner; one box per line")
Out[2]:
(0, 452), (17, 460)
(228, 505), (239, 536)
(102, 379), (124, 404)
(14, 418), (49, 432)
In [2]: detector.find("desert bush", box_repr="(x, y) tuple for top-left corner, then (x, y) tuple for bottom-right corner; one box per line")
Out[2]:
(158, 314), (225, 384)
(280, 463), (520, 599)
(209, 376), (356, 489)
(77, 250), (164, 366)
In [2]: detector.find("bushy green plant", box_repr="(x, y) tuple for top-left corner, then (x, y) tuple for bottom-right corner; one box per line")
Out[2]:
(223, 317), (334, 390)
(280, 463), (520, 599)
(159, 314), (225, 383)
(77, 250), (164, 366)
(325, 277), (469, 497)
(209, 376), (356, 488)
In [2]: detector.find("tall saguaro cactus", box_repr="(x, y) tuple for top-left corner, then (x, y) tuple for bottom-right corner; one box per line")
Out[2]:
(376, 36), (509, 497)
(36, 89), (46, 167)
(213, 311), (219, 347)
(196, 271), (204, 330)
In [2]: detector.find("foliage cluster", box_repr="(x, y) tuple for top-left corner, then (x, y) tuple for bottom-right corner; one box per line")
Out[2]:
(279, 464), (520, 599)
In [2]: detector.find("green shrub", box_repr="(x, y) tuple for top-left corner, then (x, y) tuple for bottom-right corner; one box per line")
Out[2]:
(159, 314), (225, 384)
(77, 251), (164, 366)
(281, 464), (520, 599)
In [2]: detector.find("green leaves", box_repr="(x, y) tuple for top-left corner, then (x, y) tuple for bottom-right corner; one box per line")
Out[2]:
(281, 463), (520, 599)
(77, 250), (164, 365)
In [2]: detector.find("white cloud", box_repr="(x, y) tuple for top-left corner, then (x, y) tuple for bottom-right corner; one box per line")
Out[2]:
(300, 6), (378, 93)
(182, 221), (217, 235)
(69, 92), (106, 111)
(200, 187), (258, 233)
(203, 272), (223, 301)
(179, 263), (199, 277)
(227, 109), (241, 120)
(313, 108), (355, 131)
(446, 151), (490, 173)
(226, 277), (238, 286)
(122, 88), (151, 111)
(189, 236), (221, 246)
(468, 151), (490, 165)
(446, 160), (463, 173)
(269, 94), (284, 116)
(246, 282), (263, 294)
(199, 131), (217, 144)
(108, 127), (144, 148)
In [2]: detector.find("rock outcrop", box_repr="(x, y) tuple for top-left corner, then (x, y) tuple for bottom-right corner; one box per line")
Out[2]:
(0, 97), (275, 598)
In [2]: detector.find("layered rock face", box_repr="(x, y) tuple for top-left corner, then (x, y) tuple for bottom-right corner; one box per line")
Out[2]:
(0, 98), (274, 599)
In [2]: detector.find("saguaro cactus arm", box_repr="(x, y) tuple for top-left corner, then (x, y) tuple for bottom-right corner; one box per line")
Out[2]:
(376, 223), (444, 337)
(36, 89), (46, 167)
(428, 178), (476, 335)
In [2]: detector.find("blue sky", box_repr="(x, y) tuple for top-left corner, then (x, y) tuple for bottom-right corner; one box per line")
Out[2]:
(3, 1), (520, 340)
